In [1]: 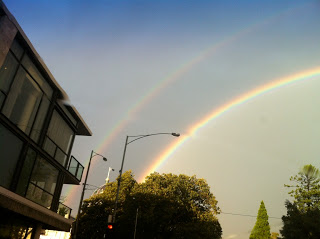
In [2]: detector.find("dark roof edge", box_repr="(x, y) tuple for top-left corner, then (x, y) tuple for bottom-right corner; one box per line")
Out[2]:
(0, 0), (92, 136)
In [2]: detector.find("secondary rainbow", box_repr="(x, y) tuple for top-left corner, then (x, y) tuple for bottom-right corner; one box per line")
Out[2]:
(138, 67), (320, 182)
(64, 3), (305, 205)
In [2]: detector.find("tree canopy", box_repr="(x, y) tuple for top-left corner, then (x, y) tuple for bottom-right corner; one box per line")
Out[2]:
(280, 200), (320, 239)
(285, 164), (320, 212)
(249, 201), (270, 239)
(75, 171), (222, 239)
(280, 165), (320, 239)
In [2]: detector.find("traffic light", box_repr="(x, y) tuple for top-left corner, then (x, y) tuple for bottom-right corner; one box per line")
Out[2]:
(106, 222), (116, 238)
(107, 223), (113, 230)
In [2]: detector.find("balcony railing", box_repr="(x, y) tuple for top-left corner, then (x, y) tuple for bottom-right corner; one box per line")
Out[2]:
(57, 202), (72, 219)
(67, 156), (84, 181)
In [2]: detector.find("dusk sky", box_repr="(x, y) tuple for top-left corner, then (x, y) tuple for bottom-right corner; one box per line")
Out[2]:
(4, 0), (320, 238)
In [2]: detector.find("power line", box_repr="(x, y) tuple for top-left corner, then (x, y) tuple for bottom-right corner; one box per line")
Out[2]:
(221, 212), (282, 219)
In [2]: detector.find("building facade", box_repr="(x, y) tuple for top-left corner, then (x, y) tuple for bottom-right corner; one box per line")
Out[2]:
(0, 1), (91, 238)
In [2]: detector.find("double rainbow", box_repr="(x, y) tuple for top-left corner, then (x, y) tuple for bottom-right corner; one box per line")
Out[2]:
(138, 67), (320, 181)
(64, 2), (310, 205)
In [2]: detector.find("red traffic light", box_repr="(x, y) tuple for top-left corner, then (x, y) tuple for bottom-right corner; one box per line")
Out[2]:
(107, 224), (113, 230)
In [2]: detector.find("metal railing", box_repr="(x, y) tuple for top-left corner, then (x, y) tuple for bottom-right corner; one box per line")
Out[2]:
(67, 156), (84, 181)
(57, 202), (72, 219)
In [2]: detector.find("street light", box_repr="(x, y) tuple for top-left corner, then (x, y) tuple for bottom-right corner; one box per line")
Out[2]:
(113, 132), (180, 222)
(74, 150), (108, 238)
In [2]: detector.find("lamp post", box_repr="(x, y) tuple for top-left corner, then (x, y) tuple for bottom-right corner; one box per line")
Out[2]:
(74, 150), (108, 238)
(113, 132), (180, 223)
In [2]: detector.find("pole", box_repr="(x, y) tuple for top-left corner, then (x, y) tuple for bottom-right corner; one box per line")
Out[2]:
(74, 150), (94, 238)
(133, 207), (139, 239)
(113, 136), (129, 222)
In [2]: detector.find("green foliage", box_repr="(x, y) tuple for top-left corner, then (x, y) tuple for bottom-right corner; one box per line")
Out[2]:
(249, 201), (270, 239)
(285, 164), (320, 212)
(280, 200), (320, 239)
(75, 171), (222, 239)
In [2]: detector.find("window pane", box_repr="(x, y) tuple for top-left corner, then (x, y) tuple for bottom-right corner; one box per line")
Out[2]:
(55, 148), (67, 167)
(2, 67), (42, 134)
(68, 157), (77, 176)
(16, 148), (36, 196)
(29, 157), (58, 195)
(0, 91), (5, 109)
(30, 96), (50, 142)
(0, 123), (23, 189)
(47, 110), (74, 154)
(43, 137), (56, 157)
(10, 39), (24, 60)
(76, 165), (84, 181)
(26, 183), (53, 208)
(21, 54), (53, 99)
(0, 51), (19, 94)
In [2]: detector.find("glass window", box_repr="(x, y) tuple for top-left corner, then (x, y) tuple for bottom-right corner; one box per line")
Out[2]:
(47, 110), (74, 154)
(76, 165), (84, 181)
(2, 67), (42, 135)
(25, 156), (59, 208)
(21, 54), (53, 99)
(0, 91), (4, 109)
(68, 157), (78, 176)
(0, 51), (19, 94)
(30, 96), (50, 142)
(55, 148), (67, 167)
(16, 148), (36, 196)
(10, 39), (24, 60)
(29, 157), (58, 194)
(26, 183), (53, 209)
(0, 123), (23, 189)
(43, 137), (56, 157)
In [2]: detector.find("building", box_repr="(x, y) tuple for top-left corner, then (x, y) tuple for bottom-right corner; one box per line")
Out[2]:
(0, 1), (91, 238)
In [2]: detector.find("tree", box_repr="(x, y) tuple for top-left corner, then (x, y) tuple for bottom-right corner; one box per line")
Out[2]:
(75, 170), (136, 239)
(280, 200), (320, 239)
(249, 201), (270, 239)
(124, 172), (222, 239)
(285, 164), (320, 212)
(280, 165), (320, 239)
(75, 171), (222, 239)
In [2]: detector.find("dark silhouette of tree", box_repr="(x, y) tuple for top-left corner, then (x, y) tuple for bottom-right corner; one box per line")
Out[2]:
(249, 201), (270, 239)
(280, 200), (320, 239)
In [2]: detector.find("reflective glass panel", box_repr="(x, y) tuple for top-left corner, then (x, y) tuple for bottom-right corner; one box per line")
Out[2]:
(0, 123), (23, 189)
(76, 165), (84, 181)
(47, 110), (74, 154)
(29, 157), (58, 195)
(0, 51), (19, 94)
(16, 148), (36, 196)
(43, 137), (56, 157)
(30, 96), (50, 142)
(2, 67), (42, 134)
(21, 54), (53, 99)
(26, 183), (53, 209)
(55, 148), (67, 167)
(0, 91), (5, 109)
(68, 157), (78, 176)
(10, 39), (24, 60)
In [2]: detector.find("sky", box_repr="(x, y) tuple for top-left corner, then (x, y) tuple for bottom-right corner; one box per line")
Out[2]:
(4, 0), (320, 238)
